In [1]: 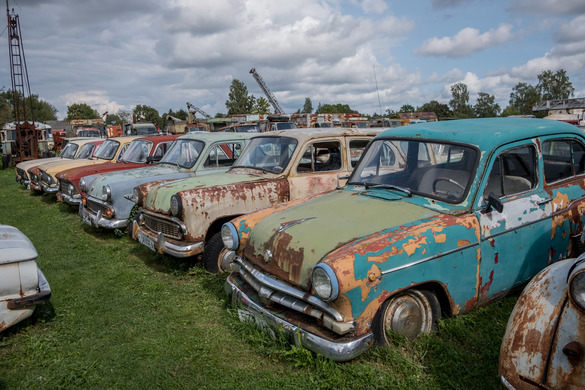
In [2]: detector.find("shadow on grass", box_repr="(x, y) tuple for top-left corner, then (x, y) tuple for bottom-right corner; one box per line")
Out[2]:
(132, 245), (201, 276)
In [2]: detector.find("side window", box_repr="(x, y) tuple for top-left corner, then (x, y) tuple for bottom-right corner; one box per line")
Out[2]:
(349, 139), (369, 167)
(204, 142), (243, 168)
(542, 139), (585, 182)
(116, 144), (130, 162)
(484, 145), (537, 198)
(153, 142), (168, 159)
(296, 141), (342, 173)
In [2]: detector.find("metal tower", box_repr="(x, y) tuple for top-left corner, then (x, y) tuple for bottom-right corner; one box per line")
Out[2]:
(186, 102), (211, 119)
(249, 68), (284, 114)
(6, 0), (38, 161)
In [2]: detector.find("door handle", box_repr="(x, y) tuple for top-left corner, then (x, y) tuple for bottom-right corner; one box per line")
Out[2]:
(536, 198), (552, 205)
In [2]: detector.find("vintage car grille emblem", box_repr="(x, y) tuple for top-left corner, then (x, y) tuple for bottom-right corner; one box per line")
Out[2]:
(143, 214), (182, 240)
(86, 199), (109, 216)
(277, 217), (316, 233)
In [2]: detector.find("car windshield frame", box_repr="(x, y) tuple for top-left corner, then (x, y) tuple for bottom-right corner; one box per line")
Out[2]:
(348, 137), (479, 204)
(231, 136), (298, 174)
(59, 143), (78, 159)
(76, 143), (96, 159)
(93, 139), (120, 160)
(159, 139), (205, 169)
(120, 139), (154, 163)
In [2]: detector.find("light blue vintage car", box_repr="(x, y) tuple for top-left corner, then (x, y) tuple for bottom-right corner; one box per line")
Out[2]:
(223, 118), (585, 361)
(78, 132), (253, 230)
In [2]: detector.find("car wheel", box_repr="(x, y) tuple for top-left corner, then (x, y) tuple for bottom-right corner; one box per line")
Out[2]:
(203, 231), (223, 273)
(374, 289), (438, 345)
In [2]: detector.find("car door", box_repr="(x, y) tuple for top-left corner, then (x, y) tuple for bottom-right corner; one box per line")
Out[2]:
(287, 138), (345, 200)
(475, 139), (552, 303)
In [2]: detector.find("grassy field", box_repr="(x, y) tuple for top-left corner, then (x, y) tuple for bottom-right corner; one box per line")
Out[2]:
(0, 168), (517, 389)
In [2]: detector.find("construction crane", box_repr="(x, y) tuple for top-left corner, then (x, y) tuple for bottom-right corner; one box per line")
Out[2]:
(6, 0), (39, 162)
(186, 102), (210, 119)
(249, 68), (284, 114)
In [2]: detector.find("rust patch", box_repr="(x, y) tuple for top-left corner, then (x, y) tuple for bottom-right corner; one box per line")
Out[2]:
(457, 239), (470, 247)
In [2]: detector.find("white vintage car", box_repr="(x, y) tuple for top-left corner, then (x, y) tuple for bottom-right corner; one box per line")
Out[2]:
(0, 225), (51, 332)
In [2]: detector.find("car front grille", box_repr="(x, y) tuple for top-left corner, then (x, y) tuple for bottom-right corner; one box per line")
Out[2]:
(86, 198), (110, 215)
(17, 168), (28, 180)
(60, 180), (75, 196)
(143, 213), (182, 240)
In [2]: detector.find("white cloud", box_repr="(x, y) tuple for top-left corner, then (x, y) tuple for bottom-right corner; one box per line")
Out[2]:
(61, 91), (127, 116)
(354, 0), (388, 13)
(509, 0), (585, 15)
(416, 24), (513, 57)
(556, 15), (585, 43)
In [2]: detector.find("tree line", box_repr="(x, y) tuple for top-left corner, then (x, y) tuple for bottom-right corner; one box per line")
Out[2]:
(0, 68), (575, 131)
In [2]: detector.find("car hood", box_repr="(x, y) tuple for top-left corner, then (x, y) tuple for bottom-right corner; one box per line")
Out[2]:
(0, 225), (38, 264)
(40, 158), (106, 176)
(243, 188), (438, 290)
(57, 161), (146, 184)
(144, 172), (262, 213)
(17, 157), (66, 171)
(87, 164), (191, 200)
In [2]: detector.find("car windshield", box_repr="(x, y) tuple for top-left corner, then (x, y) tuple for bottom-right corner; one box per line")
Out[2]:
(235, 125), (259, 133)
(76, 143), (96, 159)
(349, 138), (478, 203)
(159, 139), (204, 169)
(59, 143), (78, 158)
(136, 127), (157, 135)
(121, 139), (153, 163)
(232, 136), (297, 174)
(93, 139), (120, 160)
(276, 122), (296, 130)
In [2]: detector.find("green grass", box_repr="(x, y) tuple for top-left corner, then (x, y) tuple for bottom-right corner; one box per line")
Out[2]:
(0, 168), (517, 389)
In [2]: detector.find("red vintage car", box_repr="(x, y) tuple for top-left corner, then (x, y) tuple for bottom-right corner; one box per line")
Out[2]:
(56, 134), (179, 206)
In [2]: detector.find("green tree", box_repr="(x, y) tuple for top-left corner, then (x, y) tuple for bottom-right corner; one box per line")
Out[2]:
(66, 103), (100, 120)
(500, 106), (521, 117)
(417, 100), (452, 119)
(225, 79), (255, 115)
(105, 113), (124, 125)
(302, 97), (313, 113)
(473, 92), (501, 118)
(384, 108), (399, 119)
(133, 104), (161, 127)
(0, 90), (57, 123)
(399, 104), (415, 113)
(508, 82), (540, 115)
(449, 82), (474, 118)
(316, 103), (357, 114)
(536, 69), (574, 101)
(167, 108), (188, 121)
(253, 97), (270, 114)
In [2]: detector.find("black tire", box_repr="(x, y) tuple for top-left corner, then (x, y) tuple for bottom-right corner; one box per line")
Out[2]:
(202, 232), (223, 273)
(373, 289), (438, 345)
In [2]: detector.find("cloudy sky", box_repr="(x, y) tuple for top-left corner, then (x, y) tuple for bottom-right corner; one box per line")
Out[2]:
(1, 0), (584, 119)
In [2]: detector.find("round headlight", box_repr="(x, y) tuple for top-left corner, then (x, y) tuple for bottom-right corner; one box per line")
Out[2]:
(102, 184), (111, 201)
(69, 183), (75, 195)
(311, 264), (339, 301)
(170, 194), (182, 217)
(221, 222), (239, 250)
(569, 270), (585, 312)
(79, 178), (87, 192)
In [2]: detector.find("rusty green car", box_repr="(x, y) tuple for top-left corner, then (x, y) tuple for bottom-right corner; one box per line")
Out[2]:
(222, 118), (585, 361)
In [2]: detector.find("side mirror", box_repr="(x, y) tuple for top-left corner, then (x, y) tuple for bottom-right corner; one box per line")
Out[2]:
(336, 174), (350, 189)
(147, 155), (162, 164)
(481, 192), (503, 214)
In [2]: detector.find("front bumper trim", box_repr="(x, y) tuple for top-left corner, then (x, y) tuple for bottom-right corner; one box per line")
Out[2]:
(132, 220), (204, 258)
(225, 273), (374, 362)
(79, 203), (127, 229)
(61, 192), (82, 206)
(40, 182), (58, 193)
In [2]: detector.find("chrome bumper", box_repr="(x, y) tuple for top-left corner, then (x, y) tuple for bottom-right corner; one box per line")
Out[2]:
(40, 182), (58, 193)
(60, 192), (82, 206)
(7, 268), (52, 310)
(225, 273), (374, 362)
(131, 220), (204, 258)
(79, 203), (128, 229)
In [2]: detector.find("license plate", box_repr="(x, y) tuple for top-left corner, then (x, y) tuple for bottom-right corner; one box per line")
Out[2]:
(137, 231), (156, 252)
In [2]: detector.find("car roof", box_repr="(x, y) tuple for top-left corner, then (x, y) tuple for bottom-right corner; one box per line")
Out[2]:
(253, 127), (385, 143)
(136, 134), (180, 143)
(377, 118), (582, 147)
(104, 135), (142, 143)
(177, 131), (255, 142)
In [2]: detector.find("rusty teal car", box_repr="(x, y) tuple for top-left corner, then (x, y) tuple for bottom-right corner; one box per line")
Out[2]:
(222, 118), (585, 361)
(499, 253), (585, 389)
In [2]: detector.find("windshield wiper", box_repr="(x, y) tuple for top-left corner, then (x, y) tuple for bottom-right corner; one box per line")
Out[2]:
(231, 165), (279, 174)
(366, 184), (412, 196)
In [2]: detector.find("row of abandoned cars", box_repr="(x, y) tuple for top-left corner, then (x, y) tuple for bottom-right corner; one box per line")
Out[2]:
(4, 117), (585, 388)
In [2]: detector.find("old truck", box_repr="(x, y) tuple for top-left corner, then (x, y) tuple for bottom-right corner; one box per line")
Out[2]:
(221, 118), (585, 361)
(78, 132), (253, 230)
(56, 135), (179, 207)
(131, 128), (382, 272)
